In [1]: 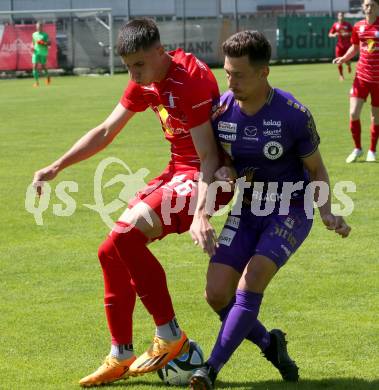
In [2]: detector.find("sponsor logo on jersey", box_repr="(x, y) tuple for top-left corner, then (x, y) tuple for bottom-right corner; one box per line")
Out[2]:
(244, 126), (257, 137)
(263, 128), (281, 138)
(263, 119), (282, 127)
(218, 121), (237, 133)
(281, 244), (292, 257)
(243, 125), (259, 141)
(218, 227), (236, 247)
(219, 133), (236, 142)
(192, 98), (212, 109)
(263, 141), (283, 160)
(360, 25), (365, 33)
(272, 224), (298, 248)
(225, 216), (240, 229)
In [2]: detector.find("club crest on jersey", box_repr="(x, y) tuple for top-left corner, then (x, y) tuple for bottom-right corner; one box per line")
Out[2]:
(367, 39), (376, 53)
(284, 216), (295, 229)
(218, 121), (237, 133)
(263, 141), (283, 160)
(168, 92), (176, 108)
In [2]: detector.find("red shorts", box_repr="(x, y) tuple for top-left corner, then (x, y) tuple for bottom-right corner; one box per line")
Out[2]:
(350, 77), (379, 107)
(128, 162), (233, 240)
(336, 45), (350, 58)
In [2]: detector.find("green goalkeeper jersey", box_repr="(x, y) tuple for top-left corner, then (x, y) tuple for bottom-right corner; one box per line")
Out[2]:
(32, 31), (49, 55)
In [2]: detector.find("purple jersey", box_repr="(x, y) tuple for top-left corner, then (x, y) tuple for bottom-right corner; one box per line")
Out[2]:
(212, 88), (320, 201)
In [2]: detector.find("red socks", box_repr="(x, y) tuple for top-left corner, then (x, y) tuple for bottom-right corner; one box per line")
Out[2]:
(98, 236), (136, 345)
(98, 222), (175, 344)
(349, 120), (379, 152)
(350, 119), (362, 149)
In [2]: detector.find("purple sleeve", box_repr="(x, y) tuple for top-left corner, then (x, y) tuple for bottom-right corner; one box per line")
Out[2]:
(293, 109), (320, 158)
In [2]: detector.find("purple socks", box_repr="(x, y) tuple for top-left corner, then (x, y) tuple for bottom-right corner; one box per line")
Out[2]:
(209, 289), (270, 372)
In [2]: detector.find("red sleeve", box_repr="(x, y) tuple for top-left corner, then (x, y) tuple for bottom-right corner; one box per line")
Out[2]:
(347, 22), (353, 33)
(119, 81), (149, 112)
(329, 23), (336, 35)
(180, 76), (219, 129)
(351, 24), (360, 45)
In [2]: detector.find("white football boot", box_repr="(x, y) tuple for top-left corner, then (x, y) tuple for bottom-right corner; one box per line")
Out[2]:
(346, 148), (363, 163)
(366, 150), (377, 162)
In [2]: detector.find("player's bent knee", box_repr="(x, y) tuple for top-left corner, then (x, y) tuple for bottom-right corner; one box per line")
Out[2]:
(205, 287), (231, 311)
(239, 255), (278, 293)
(350, 112), (360, 120)
(98, 236), (115, 268)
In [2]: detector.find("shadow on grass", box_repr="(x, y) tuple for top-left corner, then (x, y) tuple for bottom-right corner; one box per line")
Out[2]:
(106, 378), (379, 389)
(215, 378), (379, 389)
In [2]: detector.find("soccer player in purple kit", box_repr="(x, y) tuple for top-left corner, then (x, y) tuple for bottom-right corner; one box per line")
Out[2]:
(189, 31), (351, 389)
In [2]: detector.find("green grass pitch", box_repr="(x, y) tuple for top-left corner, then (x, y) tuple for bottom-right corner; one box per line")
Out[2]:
(0, 63), (378, 389)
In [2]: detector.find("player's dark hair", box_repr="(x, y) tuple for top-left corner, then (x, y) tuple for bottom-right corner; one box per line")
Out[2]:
(117, 18), (160, 56)
(362, 0), (379, 4)
(222, 30), (271, 66)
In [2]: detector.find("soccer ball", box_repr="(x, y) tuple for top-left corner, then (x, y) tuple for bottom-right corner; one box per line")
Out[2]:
(157, 339), (204, 386)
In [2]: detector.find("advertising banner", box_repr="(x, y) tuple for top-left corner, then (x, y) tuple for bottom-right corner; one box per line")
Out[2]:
(0, 23), (57, 71)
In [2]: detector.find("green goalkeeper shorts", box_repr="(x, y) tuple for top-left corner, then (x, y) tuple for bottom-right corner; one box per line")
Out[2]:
(32, 53), (47, 65)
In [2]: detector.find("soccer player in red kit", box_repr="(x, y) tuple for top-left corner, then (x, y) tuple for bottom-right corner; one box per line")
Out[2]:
(334, 0), (379, 162)
(32, 18), (227, 386)
(329, 12), (353, 80)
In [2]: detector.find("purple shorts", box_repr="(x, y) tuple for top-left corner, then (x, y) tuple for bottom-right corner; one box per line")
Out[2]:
(211, 204), (313, 273)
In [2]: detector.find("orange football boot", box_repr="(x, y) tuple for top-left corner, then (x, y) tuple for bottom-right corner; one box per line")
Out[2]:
(129, 331), (189, 375)
(79, 354), (136, 387)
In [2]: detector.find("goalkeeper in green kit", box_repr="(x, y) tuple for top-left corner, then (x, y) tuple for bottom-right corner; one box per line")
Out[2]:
(31, 22), (51, 87)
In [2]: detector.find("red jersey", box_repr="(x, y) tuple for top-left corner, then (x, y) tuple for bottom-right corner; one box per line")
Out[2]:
(329, 21), (352, 49)
(351, 17), (379, 83)
(120, 48), (219, 164)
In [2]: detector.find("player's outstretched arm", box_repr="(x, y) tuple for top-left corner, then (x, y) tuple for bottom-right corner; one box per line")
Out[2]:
(189, 120), (220, 257)
(32, 104), (135, 195)
(333, 44), (359, 64)
(302, 150), (351, 238)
